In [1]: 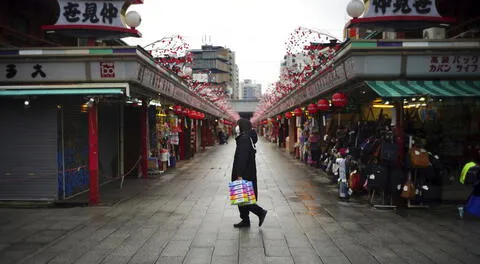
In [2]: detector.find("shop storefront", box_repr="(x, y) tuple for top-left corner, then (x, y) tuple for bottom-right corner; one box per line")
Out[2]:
(0, 47), (226, 202)
(261, 39), (480, 202)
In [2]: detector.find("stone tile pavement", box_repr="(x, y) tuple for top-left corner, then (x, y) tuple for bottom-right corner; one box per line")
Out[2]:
(0, 138), (479, 264)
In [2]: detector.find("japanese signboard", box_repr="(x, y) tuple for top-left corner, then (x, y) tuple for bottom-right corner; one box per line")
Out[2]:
(0, 62), (86, 82)
(364, 0), (443, 18)
(42, 0), (142, 38)
(407, 55), (480, 77)
(56, 0), (125, 28)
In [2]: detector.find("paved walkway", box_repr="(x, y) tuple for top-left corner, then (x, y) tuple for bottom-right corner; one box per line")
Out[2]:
(1, 138), (480, 264)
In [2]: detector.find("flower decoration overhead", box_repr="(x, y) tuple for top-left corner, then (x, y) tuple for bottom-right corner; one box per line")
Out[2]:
(251, 27), (342, 124)
(144, 35), (239, 122)
(144, 34), (193, 76)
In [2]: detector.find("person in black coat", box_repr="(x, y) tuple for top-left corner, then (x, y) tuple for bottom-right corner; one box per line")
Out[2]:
(231, 118), (267, 228)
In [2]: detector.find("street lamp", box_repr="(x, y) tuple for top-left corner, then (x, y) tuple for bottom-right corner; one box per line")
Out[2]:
(125, 11), (142, 29)
(346, 0), (365, 18)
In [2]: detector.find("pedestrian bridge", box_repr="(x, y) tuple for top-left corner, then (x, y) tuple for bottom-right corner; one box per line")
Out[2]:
(230, 99), (259, 119)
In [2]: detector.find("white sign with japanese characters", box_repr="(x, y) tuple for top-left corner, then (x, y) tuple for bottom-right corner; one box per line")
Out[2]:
(364, 0), (442, 18)
(55, 0), (125, 28)
(0, 62), (86, 82)
(407, 55), (480, 77)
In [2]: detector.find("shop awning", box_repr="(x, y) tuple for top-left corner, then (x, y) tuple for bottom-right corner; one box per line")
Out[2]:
(366, 80), (480, 98)
(0, 83), (130, 96)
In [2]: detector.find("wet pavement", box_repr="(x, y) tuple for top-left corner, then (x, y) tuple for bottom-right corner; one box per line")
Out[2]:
(1, 138), (480, 264)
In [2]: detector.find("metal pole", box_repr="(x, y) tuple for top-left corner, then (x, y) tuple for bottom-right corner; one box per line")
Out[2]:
(61, 106), (66, 200)
(88, 102), (100, 205)
(120, 105), (124, 178)
(140, 103), (148, 178)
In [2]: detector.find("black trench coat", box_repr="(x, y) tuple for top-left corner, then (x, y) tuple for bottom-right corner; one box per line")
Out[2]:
(231, 130), (258, 197)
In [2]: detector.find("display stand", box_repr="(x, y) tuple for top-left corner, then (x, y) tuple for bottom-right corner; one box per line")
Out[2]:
(407, 169), (429, 208)
(370, 189), (398, 210)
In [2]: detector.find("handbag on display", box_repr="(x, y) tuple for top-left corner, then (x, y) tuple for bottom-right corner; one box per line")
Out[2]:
(409, 147), (430, 168)
(389, 168), (405, 192)
(381, 142), (399, 162)
(365, 164), (388, 190)
(429, 153), (443, 171)
(349, 171), (362, 191)
(400, 175), (417, 199)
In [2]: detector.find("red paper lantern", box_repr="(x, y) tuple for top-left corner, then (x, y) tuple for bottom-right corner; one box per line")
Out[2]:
(307, 103), (318, 115)
(277, 114), (282, 120)
(173, 105), (182, 115)
(293, 108), (303, 117)
(332, 92), (348, 107)
(317, 99), (330, 111)
(285, 112), (292, 119)
(182, 108), (190, 117)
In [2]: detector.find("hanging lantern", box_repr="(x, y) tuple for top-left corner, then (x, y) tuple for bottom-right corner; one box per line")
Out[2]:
(192, 111), (198, 119)
(332, 92), (348, 107)
(182, 108), (190, 117)
(173, 105), (182, 115)
(277, 114), (282, 120)
(293, 108), (303, 117)
(307, 103), (318, 115)
(317, 99), (330, 111)
(285, 112), (292, 119)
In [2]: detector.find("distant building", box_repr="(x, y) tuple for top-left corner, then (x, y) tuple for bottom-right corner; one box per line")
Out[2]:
(240, 79), (262, 100)
(189, 45), (239, 98)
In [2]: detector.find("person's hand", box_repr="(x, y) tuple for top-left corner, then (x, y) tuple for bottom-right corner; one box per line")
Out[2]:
(237, 177), (243, 181)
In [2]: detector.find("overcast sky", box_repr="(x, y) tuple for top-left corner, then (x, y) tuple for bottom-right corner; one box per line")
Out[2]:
(123, 0), (353, 93)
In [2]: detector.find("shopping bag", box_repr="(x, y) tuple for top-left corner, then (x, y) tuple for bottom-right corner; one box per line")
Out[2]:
(229, 180), (256, 206)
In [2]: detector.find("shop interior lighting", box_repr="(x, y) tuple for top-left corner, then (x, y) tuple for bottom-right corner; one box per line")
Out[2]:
(403, 103), (427, 109)
(24, 99), (30, 106)
(419, 97), (426, 102)
(148, 100), (162, 107)
(412, 98), (416, 101)
(372, 104), (394, 108)
(384, 101), (390, 105)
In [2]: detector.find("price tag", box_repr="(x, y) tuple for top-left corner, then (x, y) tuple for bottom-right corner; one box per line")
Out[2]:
(403, 186), (408, 191)
(414, 150), (420, 155)
(397, 184), (402, 190)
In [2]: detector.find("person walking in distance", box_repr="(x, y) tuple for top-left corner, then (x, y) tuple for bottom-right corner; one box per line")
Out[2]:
(232, 118), (267, 228)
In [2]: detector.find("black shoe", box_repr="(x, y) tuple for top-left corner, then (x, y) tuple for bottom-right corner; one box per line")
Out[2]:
(259, 210), (267, 227)
(233, 221), (250, 228)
